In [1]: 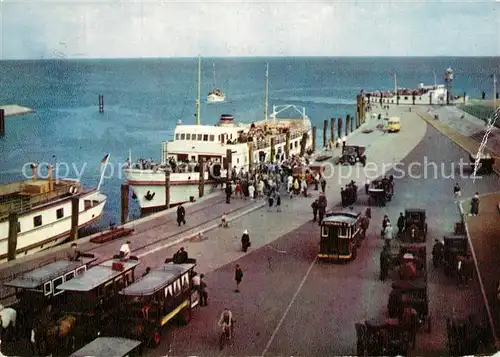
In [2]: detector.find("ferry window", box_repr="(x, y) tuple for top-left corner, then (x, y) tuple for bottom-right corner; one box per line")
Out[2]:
(44, 282), (52, 296)
(175, 134), (180, 140)
(404, 96), (408, 100)
(209, 135), (215, 141)
(197, 134), (202, 141)
(321, 226), (329, 237)
(419, 97), (422, 100)
(191, 156), (196, 162)
(17, 222), (21, 233)
(237, 158), (239, 164)
(33, 215), (42, 227)
(391, 100), (394, 104)
(203, 135), (208, 141)
(56, 208), (64, 219)
(180, 134), (185, 140)
(76, 266), (86, 276)
(53, 277), (64, 296)
(186, 134), (191, 140)
(65, 271), (75, 282)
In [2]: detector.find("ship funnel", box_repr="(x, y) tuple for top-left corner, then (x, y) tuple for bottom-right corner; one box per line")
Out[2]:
(47, 164), (54, 190)
(30, 163), (37, 182)
(219, 114), (234, 126)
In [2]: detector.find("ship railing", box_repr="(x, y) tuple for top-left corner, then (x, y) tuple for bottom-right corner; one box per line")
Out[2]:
(0, 182), (78, 221)
(252, 131), (304, 150)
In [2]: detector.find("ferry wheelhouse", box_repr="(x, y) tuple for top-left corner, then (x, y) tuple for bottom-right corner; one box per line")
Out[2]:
(124, 106), (312, 214)
(0, 164), (107, 262)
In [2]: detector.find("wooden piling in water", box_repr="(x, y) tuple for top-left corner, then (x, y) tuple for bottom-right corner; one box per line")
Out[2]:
(337, 118), (342, 142)
(226, 149), (232, 183)
(330, 118), (335, 144)
(8, 212), (18, 261)
(300, 133), (307, 156)
(164, 170), (170, 209)
(345, 115), (350, 136)
(120, 184), (129, 225)
(350, 114), (354, 132)
(248, 143), (254, 171)
(312, 126), (316, 152)
(0, 109), (4, 137)
(70, 196), (79, 241)
(270, 137), (276, 162)
(98, 95), (104, 113)
(323, 119), (328, 148)
(198, 161), (205, 198)
(285, 131), (291, 159)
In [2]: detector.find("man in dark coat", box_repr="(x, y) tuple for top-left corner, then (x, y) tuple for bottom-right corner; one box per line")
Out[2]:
(234, 264), (243, 292)
(470, 192), (479, 216)
(397, 212), (405, 235)
(320, 177), (326, 193)
(173, 247), (188, 264)
(317, 195), (327, 225)
(311, 199), (319, 222)
(225, 183), (232, 204)
(380, 247), (390, 281)
(177, 205), (186, 226)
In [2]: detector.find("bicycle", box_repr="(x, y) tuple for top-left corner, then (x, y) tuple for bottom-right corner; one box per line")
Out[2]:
(219, 320), (235, 351)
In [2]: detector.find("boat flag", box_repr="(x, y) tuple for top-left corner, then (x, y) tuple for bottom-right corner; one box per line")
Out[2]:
(97, 153), (110, 191)
(100, 153), (110, 165)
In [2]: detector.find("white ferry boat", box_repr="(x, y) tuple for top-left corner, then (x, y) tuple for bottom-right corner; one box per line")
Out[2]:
(0, 164), (107, 262)
(124, 60), (313, 214)
(207, 62), (225, 103)
(364, 83), (468, 106)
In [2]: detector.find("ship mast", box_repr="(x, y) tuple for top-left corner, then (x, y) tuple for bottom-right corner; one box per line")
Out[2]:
(212, 62), (216, 89)
(196, 55), (201, 125)
(264, 63), (269, 121)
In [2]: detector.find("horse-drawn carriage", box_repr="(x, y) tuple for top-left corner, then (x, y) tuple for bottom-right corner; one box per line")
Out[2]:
(469, 153), (495, 175)
(443, 235), (468, 277)
(3, 256), (97, 344)
(31, 257), (140, 356)
(367, 179), (394, 206)
(446, 315), (491, 356)
(388, 278), (431, 333)
(338, 145), (367, 166)
(400, 209), (427, 243)
(108, 260), (199, 348)
(380, 241), (427, 281)
(355, 318), (411, 356)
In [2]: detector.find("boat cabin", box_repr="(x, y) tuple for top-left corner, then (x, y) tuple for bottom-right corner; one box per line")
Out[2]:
(5, 255), (97, 311)
(56, 258), (140, 315)
(70, 337), (142, 357)
(319, 211), (364, 260)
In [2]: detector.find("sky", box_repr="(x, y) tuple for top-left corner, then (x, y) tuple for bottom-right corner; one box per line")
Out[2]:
(0, 0), (499, 59)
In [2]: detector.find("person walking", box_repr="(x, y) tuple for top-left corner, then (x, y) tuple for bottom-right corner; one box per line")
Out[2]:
(311, 199), (319, 222)
(268, 194), (274, 211)
(199, 274), (208, 306)
(470, 192), (480, 216)
(276, 192), (281, 212)
(453, 183), (462, 200)
(397, 212), (405, 236)
(248, 183), (255, 200)
(177, 204), (186, 226)
(234, 264), (243, 292)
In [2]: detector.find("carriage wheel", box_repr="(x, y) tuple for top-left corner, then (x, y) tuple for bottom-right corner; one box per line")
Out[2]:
(149, 327), (161, 348)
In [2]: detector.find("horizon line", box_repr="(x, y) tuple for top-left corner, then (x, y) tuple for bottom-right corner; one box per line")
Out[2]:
(1, 55), (499, 61)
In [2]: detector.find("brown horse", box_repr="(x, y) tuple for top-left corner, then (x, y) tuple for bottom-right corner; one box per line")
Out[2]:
(32, 315), (76, 356)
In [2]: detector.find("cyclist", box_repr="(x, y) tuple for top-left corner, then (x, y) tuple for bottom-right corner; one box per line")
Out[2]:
(218, 307), (234, 340)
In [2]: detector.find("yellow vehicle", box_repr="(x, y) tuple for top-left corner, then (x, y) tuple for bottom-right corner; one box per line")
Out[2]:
(386, 117), (401, 132)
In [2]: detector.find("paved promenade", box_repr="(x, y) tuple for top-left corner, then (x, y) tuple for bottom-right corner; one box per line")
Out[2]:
(2, 102), (497, 357)
(146, 106), (493, 356)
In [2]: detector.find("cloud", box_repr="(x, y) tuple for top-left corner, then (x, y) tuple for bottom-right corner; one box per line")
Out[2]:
(0, 0), (498, 59)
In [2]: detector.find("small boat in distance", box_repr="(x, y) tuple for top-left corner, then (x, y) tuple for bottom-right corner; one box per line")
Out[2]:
(0, 163), (107, 262)
(207, 62), (225, 103)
